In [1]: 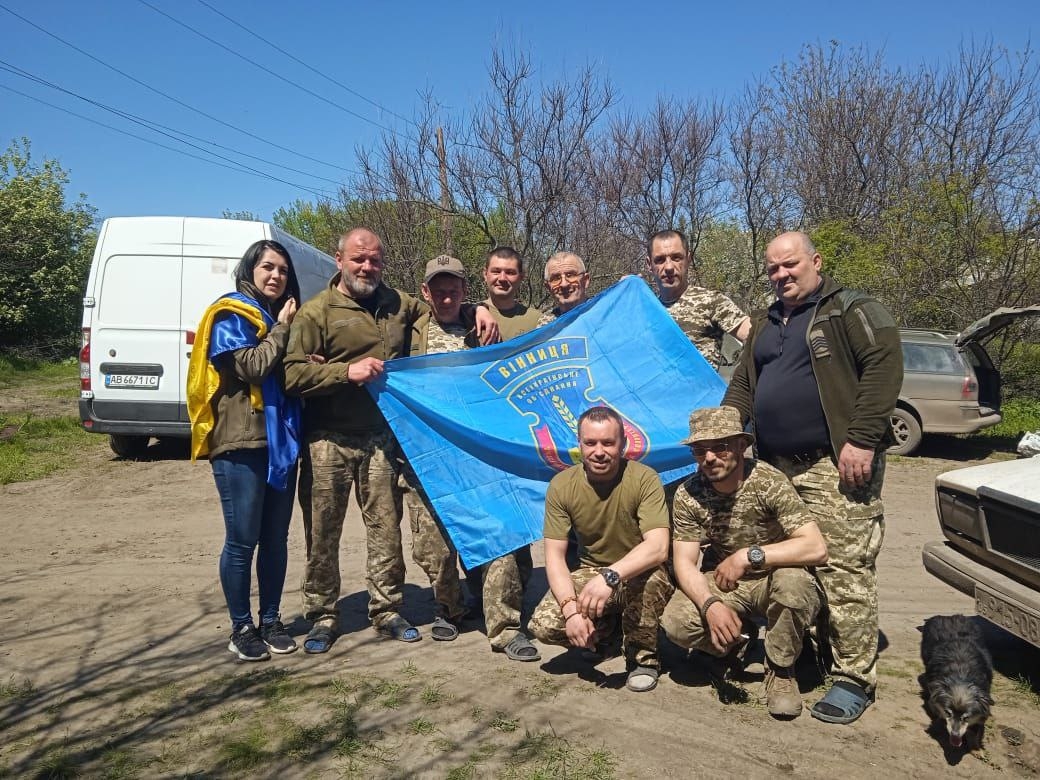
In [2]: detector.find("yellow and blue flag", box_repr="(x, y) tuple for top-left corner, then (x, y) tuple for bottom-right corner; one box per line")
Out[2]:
(369, 276), (726, 569)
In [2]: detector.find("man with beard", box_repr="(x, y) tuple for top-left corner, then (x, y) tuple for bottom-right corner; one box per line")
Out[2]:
(283, 229), (497, 653)
(646, 230), (750, 371)
(661, 406), (826, 718)
(537, 251), (591, 326)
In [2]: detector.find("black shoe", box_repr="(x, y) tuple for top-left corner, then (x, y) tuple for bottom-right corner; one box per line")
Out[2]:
(228, 624), (270, 661)
(260, 620), (298, 654)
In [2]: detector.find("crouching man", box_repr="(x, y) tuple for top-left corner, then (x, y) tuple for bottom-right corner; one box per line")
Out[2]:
(661, 406), (827, 718)
(529, 406), (673, 692)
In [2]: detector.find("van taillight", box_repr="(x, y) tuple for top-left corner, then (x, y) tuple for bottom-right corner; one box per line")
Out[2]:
(962, 376), (977, 398)
(79, 328), (91, 391)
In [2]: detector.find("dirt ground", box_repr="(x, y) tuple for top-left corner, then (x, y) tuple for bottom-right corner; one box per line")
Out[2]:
(1, 432), (1039, 778)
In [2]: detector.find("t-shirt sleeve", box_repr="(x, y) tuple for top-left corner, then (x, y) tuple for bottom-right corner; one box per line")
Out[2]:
(766, 469), (813, 536)
(672, 481), (709, 543)
(635, 468), (670, 535)
(711, 291), (748, 334)
(543, 475), (573, 540)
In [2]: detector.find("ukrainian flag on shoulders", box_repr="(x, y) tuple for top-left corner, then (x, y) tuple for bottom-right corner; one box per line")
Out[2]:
(369, 276), (726, 569)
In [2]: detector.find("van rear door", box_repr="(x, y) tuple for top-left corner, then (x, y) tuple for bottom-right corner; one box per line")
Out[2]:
(89, 221), (184, 424)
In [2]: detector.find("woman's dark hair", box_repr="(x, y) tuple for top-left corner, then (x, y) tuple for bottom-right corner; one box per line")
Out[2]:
(234, 239), (301, 309)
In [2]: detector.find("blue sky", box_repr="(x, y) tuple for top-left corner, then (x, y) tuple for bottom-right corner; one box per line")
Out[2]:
(0, 0), (1034, 223)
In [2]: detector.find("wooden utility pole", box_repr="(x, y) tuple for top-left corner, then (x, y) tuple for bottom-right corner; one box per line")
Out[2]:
(436, 126), (453, 254)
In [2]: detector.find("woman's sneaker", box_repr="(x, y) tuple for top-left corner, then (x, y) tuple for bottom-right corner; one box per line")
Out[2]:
(260, 620), (298, 654)
(228, 624), (270, 661)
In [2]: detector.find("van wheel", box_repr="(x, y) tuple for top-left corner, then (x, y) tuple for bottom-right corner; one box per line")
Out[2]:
(110, 434), (150, 459)
(887, 408), (922, 456)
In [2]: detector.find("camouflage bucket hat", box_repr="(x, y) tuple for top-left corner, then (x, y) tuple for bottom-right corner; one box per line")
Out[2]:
(680, 405), (755, 447)
(424, 254), (467, 283)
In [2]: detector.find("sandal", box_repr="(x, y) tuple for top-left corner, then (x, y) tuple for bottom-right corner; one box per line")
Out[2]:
(430, 616), (459, 642)
(495, 632), (541, 662)
(303, 623), (336, 655)
(377, 614), (422, 643)
(626, 664), (660, 692)
(810, 681), (872, 724)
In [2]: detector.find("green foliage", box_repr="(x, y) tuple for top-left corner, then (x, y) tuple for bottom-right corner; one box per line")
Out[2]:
(0, 138), (97, 359)
(0, 414), (101, 484)
(810, 220), (886, 295)
(272, 199), (345, 256)
(978, 397), (1040, 438)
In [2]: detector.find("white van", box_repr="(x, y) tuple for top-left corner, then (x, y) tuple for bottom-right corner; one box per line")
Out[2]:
(79, 216), (337, 457)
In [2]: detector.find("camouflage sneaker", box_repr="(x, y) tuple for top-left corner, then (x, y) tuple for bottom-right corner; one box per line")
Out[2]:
(765, 664), (802, 718)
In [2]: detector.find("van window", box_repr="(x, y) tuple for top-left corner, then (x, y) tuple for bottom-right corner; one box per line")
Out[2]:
(902, 343), (964, 374)
(99, 255), (181, 325)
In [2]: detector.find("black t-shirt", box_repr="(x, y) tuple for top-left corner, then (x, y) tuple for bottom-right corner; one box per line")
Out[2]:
(752, 293), (831, 456)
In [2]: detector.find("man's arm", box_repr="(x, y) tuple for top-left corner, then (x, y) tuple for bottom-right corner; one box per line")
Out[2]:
(544, 537), (596, 649)
(577, 527), (670, 620)
(713, 521), (828, 591)
(731, 317), (751, 342)
(721, 318), (757, 424)
(282, 306), (351, 397)
(839, 298), (904, 486)
(673, 539), (744, 653)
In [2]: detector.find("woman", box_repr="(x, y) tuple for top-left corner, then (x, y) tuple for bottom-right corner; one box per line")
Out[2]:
(187, 240), (303, 661)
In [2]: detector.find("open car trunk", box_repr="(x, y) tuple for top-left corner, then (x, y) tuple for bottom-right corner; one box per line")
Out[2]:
(956, 305), (1040, 415)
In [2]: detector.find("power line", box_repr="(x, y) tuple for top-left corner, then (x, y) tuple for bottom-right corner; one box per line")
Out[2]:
(136, 0), (408, 137)
(0, 81), (337, 198)
(195, 0), (418, 129)
(0, 59), (349, 186)
(0, 1), (353, 174)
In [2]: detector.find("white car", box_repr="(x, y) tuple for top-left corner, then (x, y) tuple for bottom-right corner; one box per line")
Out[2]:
(922, 456), (1040, 649)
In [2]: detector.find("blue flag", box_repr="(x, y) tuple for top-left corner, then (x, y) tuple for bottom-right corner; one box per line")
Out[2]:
(369, 276), (726, 569)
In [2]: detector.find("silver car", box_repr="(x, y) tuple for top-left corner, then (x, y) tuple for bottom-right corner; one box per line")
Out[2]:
(889, 305), (1040, 456)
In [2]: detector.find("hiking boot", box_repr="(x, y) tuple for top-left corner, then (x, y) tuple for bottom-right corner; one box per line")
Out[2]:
(260, 619), (298, 654)
(765, 664), (802, 718)
(228, 624), (270, 662)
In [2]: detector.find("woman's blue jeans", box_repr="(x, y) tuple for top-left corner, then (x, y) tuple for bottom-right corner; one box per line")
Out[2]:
(211, 448), (297, 629)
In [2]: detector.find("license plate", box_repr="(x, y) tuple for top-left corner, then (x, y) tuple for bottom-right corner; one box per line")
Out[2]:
(104, 374), (160, 389)
(976, 584), (1040, 647)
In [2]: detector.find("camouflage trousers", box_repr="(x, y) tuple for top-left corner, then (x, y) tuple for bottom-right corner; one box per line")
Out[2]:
(528, 566), (674, 669)
(480, 550), (527, 649)
(298, 428), (406, 628)
(660, 568), (821, 667)
(401, 468), (467, 622)
(772, 453), (886, 692)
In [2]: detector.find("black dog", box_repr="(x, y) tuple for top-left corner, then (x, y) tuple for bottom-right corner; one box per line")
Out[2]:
(920, 615), (994, 749)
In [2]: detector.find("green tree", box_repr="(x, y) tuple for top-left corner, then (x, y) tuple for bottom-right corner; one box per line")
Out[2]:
(0, 138), (97, 358)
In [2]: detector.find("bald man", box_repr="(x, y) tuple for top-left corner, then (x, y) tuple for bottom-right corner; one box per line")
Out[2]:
(284, 228), (497, 653)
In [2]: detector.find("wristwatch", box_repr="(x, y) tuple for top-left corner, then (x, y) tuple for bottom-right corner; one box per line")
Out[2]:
(599, 567), (621, 589)
(747, 544), (766, 571)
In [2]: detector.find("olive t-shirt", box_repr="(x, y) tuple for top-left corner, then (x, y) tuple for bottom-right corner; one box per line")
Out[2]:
(483, 299), (544, 342)
(543, 460), (669, 568)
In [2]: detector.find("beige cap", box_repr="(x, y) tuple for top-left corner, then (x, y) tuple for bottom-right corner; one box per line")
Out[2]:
(680, 406), (755, 447)
(424, 254), (467, 283)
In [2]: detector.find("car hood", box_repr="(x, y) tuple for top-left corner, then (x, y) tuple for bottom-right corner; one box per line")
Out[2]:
(936, 457), (1040, 499)
(956, 305), (1040, 346)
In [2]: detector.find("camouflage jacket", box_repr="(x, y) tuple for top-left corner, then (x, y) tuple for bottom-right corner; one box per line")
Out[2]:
(662, 285), (747, 369)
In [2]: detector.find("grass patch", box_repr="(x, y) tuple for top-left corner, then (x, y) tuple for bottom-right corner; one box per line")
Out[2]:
(978, 397), (1040, 439)
(490, 712), (519, 733)
(504, 729), (617, 780)
(0, 676), (35, 701)
(420, 684), (452, 706)
(408, 717), (435, 735)
(0, 414), (102, 484)
(35, 743), (79, 779)
(0, 355), (78, 384)
(218, 723), (270, 773)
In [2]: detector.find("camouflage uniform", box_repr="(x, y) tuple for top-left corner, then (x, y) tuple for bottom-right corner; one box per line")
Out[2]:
(662, 285), (747, 369)
(661, 460), (821, 666)
(529, 566), (673, 668)
(536, 308), (560, 328)
(771, 453), (886, 691)
(530, 460), (674, 669)
(298, 427), (406, 627)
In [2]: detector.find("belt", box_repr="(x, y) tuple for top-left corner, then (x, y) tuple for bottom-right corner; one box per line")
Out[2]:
(770, 447), (830, 465)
